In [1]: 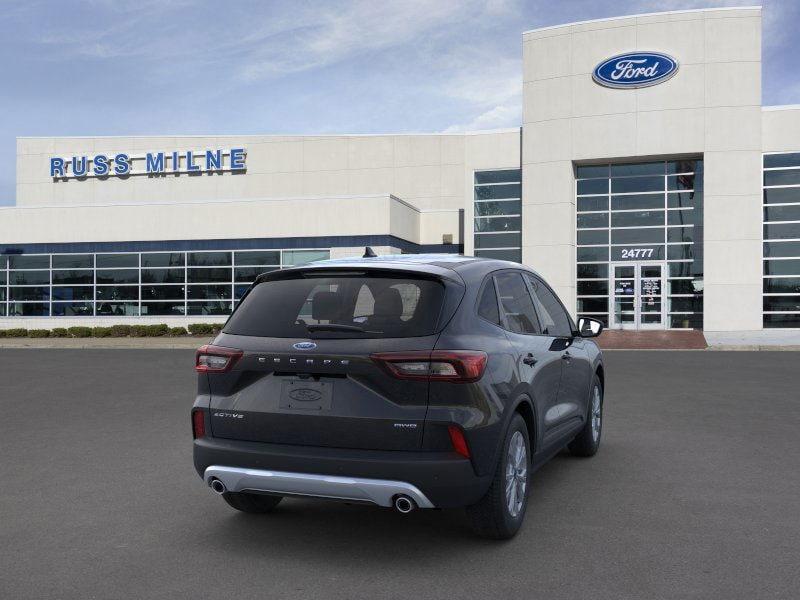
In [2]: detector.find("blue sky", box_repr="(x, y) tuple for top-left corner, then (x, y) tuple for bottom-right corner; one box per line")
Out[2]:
(1, 0), (798, 206)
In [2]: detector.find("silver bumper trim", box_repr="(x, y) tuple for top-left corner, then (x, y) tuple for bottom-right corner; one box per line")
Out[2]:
(203, 465), (435, 508)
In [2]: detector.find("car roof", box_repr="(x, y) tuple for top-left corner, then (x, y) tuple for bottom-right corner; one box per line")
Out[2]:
(270, 252), (543, 285)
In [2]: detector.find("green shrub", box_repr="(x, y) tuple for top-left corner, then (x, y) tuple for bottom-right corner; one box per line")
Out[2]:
(109, 324), (132, 337)
(0, 330), (5, 338)
(4, 328), (28, 338)
(27, 329), (51, 338)
(146, 324), (169, 337)
(168, 326), (188, 337)
(91, 327), (113, 338)
(188, 323), (214, 335)
(51, 328), (69, 338)
(130, 325), (149, 337)
(67, 326), (92, 338)
(212, 323), (225, 333)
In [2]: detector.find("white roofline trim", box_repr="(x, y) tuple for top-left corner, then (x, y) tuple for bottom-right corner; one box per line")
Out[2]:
(763, 105), (800, 112)
(522, 5), (761, 36)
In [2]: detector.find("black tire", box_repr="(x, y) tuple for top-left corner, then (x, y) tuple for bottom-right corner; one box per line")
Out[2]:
(568, 374), (603, 457)
(466, 413), (530, 540)
(221, 492), (283, 514)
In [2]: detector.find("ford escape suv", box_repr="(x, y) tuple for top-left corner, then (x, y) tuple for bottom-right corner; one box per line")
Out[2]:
(192, 253), (605, 539)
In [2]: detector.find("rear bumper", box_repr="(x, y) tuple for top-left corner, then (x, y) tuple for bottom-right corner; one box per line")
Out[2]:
(194, 437), (492, 508)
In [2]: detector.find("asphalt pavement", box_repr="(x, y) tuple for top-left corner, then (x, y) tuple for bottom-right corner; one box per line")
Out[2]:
(1, 350), (798, 599)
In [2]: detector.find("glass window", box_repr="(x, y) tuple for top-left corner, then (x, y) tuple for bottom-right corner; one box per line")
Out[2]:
(234, 266), (276, 282)
(667, 174), (698, 191)
(577, 197), (608, 212)
(96, 302), (139, 316)
(611, 162), (664, 177)
(493, 272), (540, 335)
(763, 278), (800, 294)
(187, 267), (231, 283)
(8, 302), (49, 316)
(611, 228), (664, 244)
(669, 262), (696, 277)
(474, 184), (521, 200)
(668, 209), (698, 226)
(225, 275), (445, 338)
(141, 253), (185, 267)
(764, 170), (800, 187)
(235, 285), (250, 299)
(474, 200), (521, 217)
(474, 233), (521, 249)
(477, 278), (500, 326)
(52, 254), (93, 269)
(474, 249), (521, 262)
(764, 205), (800, 222)
(0, 272), (5, 286)
(764, 241), (800, 258)
(577, 230), (608, 245)
(668, 192), (702, 209)
(9, 255), (49, 269)
(187, 301), (232, 315)
(187, 251), (232, 266)
(52, 270), (93, 284)
(668, 227), (695, 244)
(187, 285), (232, 300)
(611, 194), (664, 211)
(763, 296), (800, 312)
(576, 165), (608, 178)
(764, 223), (800, 240)
(667, 245), (694, 261)
(141, 285), (185, 300)
(667, 160), (701, 174)
(577, 179), (608, 195)
(96, 269), (138, 284)
(669, 297), (703, 312)
(527, 275), (573, 337)
(577, 264), (608, 279)
(141, 268), (185, 284)
(52, 302), (94, 317)
(764, 314), (800, 328)
(474, 216), (521, 232)
(141, 302), (185, 316)
(577, 281), (608, 295)
(577, 247), (609, 262)
(611, 210), (664, 228)
(282, 250), (329, 266)
(764, 259), (800, 276)
(96, 286), (139, 301)
(577, 212), (608, 228)
(10, 287), (50, 301)
(668, 279), (702, 295)
(474, 170), (520, 184)
(96, 254), (138, 268)
(577, 298), (608, 313)
(611, 176), (663, 194)
(9, 271), (50, 285)
(763, 188), (800, 204)
(234, 250), (280, 266)
(764, 153), (800, 168)
(53, 286), (94, 301)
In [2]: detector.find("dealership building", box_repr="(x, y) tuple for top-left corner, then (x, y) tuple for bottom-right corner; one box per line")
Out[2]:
(2, 6), (799, 335)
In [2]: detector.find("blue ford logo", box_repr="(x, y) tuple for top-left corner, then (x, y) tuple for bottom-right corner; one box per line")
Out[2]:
(593, 52), (678, 89)
(292, 341), (317, 350)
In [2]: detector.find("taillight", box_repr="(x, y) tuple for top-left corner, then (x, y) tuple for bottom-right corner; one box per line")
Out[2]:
(370, 351), (487, 383)
(195, 345), (243, 373)
(192, 410), (206, 439)
(448, 425), (470, 458)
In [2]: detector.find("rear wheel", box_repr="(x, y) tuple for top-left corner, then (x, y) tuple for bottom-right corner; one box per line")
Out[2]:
(568, 375), (603, 457)
(466, 413), (530, 539)
(221, 492), (283, 514)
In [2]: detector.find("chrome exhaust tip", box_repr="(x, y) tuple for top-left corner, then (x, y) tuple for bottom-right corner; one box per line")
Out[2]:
(209, 478), (227, 495)
(394, 495), (415, 514)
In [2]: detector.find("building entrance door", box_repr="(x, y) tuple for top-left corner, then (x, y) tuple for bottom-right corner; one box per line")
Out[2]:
(610, 262), (666, 330)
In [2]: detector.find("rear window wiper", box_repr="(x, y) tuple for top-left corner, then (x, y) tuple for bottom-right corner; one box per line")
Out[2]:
(305, 323), (380, 334)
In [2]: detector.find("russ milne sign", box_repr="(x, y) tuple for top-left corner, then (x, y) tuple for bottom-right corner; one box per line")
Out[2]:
(50, 148), (246, 179)
(592, 52), (678, 89)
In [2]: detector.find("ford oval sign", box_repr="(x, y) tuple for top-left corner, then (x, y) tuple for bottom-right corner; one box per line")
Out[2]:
(592, 52), (678, 89)
(293, 341), (317, 350)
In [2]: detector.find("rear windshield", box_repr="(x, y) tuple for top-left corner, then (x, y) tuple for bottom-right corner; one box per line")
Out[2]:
(224, 274), (446, 338)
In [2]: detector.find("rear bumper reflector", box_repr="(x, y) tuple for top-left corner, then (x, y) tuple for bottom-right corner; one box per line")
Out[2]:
(203, 465), (435, 508)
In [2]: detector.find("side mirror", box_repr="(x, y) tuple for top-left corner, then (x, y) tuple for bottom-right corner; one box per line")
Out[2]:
(577, 317), (604, 338)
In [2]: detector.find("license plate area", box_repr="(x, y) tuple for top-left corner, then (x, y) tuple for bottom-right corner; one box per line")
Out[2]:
(279, 380), (333, 411)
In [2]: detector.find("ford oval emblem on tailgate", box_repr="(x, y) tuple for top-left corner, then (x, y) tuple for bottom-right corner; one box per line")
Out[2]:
(293, 341), (317, 350)
(288, 388), (323, 402)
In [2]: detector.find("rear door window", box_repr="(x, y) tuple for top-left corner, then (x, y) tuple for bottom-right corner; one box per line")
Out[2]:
(494, 272), (541, 334)
(525, 274), (573, 337)
(224, 274), (445, 338)
(477, 278), (500, 325)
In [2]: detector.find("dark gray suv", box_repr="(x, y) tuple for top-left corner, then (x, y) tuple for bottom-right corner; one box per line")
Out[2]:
(192, 253), (604, 539)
